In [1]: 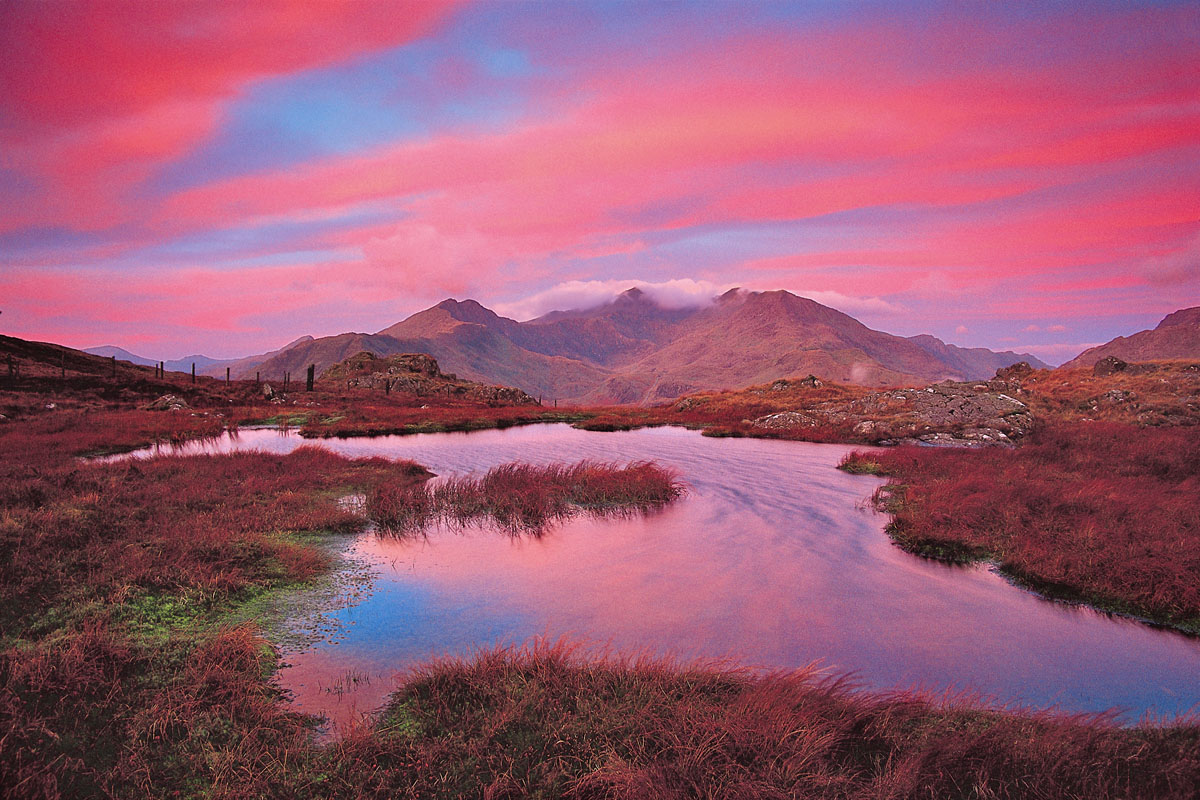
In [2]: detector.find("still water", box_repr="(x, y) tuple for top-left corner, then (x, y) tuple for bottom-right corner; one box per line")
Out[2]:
(122, 424), (1200, 731)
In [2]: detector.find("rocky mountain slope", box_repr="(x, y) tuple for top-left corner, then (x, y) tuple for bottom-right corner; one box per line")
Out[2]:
(1062, 306), (1200, 368)
(238, 288), (1048, 404)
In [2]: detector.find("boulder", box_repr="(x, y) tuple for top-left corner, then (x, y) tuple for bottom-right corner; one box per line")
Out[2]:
(146, 394), (189, 411)
(752, 411), (822, 430)
(1093, 356), (1128, 376)
(996, 361), (1034, 381)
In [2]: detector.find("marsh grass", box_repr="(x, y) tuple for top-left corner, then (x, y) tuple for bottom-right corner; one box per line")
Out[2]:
(368, 460), (685, 534)
(840, 421), (1200, 632)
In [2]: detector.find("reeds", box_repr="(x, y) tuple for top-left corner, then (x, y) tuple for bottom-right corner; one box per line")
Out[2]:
(368, 460), (685, 533)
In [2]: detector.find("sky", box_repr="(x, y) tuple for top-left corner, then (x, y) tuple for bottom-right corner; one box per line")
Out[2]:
(1, 0), (1197, 364)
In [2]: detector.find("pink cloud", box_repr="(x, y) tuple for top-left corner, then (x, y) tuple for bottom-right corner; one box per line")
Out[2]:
(0, 1), (462, 232)
(4, 2), (1197, 354)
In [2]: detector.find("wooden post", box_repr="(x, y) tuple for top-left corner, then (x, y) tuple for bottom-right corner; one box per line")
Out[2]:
(307, 364), (315, 392)
(385, 380), (390, 395)
(255, 371), (260, 384)
(7, 354), (13, 377)
(160, 361), (164, 379)
(226, 366), (230, 383)
(285, 372), (289, 389)
(554, 399), (557, 408)
(61, 352), (66, 378)
(191, 362), (196, 384)
(111, 355), (116, 377)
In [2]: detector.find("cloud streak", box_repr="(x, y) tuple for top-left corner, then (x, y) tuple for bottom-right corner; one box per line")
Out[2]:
(1, 1), (1196, 357)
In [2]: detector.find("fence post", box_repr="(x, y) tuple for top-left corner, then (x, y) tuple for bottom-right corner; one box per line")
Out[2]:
(61, 352), (66, 378)
(307, 364), (315, 392)
(226, 366), (230, 383)
(385, 380), (390, 396)
(8, 354), (13, 377)
(111, 355), (116, 377)
(256, 371), (260, 384)
(191, 363), (196, 384)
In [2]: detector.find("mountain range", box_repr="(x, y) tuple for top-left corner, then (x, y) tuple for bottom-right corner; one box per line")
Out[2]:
(174, 288), (1043, 404)
(1062, 306), (1200, 368)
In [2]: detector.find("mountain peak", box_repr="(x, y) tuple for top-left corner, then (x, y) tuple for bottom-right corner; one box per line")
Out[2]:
(435, 298), (506, 325)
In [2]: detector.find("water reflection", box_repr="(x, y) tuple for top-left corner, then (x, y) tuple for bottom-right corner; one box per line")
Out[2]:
(115, 424), (1200, 733)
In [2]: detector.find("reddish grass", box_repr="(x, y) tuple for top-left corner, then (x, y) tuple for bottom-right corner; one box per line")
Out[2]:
(323, 639), (1200, 799)
(369, 461), (684, 532)
(2, 389), (1198, 796)
(296, 401), (583, 438)
(841, 422), (1200, 631)
(0, 409), (430, 798)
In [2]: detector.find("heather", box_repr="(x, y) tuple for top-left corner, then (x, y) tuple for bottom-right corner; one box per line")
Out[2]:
(840, 422), (1200, 632)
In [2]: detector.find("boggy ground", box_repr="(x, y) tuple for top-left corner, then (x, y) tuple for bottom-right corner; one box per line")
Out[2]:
(2, 411), (1197, 799)
(2, 342), (1199, 797)
(840, 421), (1200, 635)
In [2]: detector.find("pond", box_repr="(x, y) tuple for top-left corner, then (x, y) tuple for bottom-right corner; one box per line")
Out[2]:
(122, 424), (1200, 733)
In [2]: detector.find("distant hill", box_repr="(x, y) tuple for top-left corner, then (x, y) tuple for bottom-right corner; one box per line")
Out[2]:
(85, 345), (237, 374)
(240, 289), (1047, 404)
(84, 345), (157, 367)
(906, 335), (1049, 379)
(1062, 306), (1200, 368)
(197, 335), (314, 379)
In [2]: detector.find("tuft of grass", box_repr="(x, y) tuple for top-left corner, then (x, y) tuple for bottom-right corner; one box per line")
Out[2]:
(368, 460), (685, 534)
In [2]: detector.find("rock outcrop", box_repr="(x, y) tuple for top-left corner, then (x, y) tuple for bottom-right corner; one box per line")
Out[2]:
(145, 394), (189, 411)
(751, 368), (1034, 447)
(320, 352), (538, 406)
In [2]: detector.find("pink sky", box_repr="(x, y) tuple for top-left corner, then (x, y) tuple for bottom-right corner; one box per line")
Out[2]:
(1, 1), (1197, 363)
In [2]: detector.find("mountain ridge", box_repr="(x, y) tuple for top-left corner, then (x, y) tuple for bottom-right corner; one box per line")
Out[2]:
(243, 289), (1048, 404)
(1062, 306), (1200, 368)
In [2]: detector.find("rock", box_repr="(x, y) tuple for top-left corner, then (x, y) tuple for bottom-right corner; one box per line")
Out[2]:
(1097, 389), (1135, 406)
(261, 383), (276, 400)
(1093, 356), (1128, 376)
(798, 374), (823, 387)
(853, 420), (877, 436)
(146, 394), (189, 411)
(752, 411), (822, 430)
(996, 362), (1034, 381)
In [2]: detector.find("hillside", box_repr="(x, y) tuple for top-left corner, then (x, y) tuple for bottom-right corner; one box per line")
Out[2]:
(232, 289), (1048, 404)
(1063, 306), (1200, 367)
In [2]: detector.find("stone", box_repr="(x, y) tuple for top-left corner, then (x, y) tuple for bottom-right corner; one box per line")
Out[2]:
(1093, 356), (1128, 376)
(145, 394), (189, 411)
(995, 361), (1034, 381)
(751, 411), (822, 430)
